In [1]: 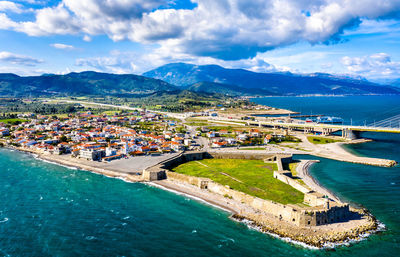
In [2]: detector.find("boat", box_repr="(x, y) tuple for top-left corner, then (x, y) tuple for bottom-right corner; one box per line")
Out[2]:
(316, 116), (344, 124)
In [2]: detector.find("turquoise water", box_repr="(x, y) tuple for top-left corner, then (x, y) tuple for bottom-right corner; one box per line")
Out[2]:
(1, 95), (400, 256)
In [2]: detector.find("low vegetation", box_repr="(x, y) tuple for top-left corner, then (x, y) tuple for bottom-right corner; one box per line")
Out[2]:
(0, 118), (28, 125)
(307, 136), (344, 144)
(282, 161), (309, 187)
(172, 159), (304, 204)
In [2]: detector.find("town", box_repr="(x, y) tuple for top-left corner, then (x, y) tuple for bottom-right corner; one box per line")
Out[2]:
(0, 106), (294, 163)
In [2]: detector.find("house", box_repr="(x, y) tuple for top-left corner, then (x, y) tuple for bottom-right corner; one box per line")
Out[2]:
(184, 139), (191, 146)
(226, 138), (237, 145)
(170, 141), (185, 151)
(219, 130), (229, 136)
(237, 134), (248, 141)
(264, 134), (272, 144)
(211, 141), (227, 148)
(106, 147), (117, 157)
(0, 128), (9, 137)
(79, 149), (105, 161)
(250, 129), (261, 137)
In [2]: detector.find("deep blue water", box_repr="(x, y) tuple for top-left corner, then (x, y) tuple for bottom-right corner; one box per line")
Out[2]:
(252, 95), (400, 126)
(1, 95), (400, 256)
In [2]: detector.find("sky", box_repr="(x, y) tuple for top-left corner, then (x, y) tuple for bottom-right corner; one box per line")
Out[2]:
(0, 0), (400, 83)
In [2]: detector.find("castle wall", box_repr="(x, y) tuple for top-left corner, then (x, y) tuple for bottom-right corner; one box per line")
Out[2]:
(166, 171), (303, 226)
(273, 171), (310, 194)
(146, 151), (351, 227)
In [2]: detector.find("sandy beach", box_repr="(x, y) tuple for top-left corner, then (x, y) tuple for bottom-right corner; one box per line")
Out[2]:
(296, 160), (341, 202)
(294, 134), (396, 167)
(11, 146), (177, 182)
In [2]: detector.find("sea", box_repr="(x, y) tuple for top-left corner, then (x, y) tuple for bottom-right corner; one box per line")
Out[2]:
(1, 95), (400, 256)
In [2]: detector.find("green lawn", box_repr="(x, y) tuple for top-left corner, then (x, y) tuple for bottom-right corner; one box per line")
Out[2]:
(185, 122), (210, 127)
(0, 118), (27, 124)
(172, 159), (304, 204)
(307, 136), (343, 144)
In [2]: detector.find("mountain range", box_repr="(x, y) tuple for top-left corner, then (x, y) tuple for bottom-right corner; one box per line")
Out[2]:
(0, 71), (176, 97)
(143, 63), (400, 96)
(0, 63), (399, 98)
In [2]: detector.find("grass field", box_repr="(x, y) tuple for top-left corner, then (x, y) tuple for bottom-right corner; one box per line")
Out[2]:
(307, 136), (343, 144)
(172, 159), (304, 204)
(0, 118), (28, 124)
(185, 122), (210, 126)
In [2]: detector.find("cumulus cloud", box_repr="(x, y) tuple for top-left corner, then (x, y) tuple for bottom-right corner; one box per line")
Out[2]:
(0, 13), (17, 29)
(75, 47), (279, 75)
(341, 53), (400, 79)
(0, 51), (43, 66)
(50, 43), (75, 50)
(76, 51), (141, 74)
(2, 0), (400, 61)
(0, 1), (24, 13)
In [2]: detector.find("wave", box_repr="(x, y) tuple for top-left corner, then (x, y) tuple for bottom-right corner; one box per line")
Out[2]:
(232, 216), (319, 250)
(232, 215), (385, 250)
(0, 217), (9, 223)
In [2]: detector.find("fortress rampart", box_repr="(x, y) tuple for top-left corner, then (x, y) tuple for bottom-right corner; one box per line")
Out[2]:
(142, 151), (351, 227)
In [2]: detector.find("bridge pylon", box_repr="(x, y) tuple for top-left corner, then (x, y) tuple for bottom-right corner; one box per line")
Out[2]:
(342, 128), (360, 140)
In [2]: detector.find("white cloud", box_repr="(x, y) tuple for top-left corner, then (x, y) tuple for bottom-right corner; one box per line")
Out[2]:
(2, 0), (400, 62)
(83, 35), (91, 42)
(0, 1), (23, 13)
(0, 51), (43, 66)
(50, 43), (75, 50)
(341, 53), (400, 79)
(0, 13), (17, 29)
(76, 51), (141, 74)
(75, 48), (280, 75)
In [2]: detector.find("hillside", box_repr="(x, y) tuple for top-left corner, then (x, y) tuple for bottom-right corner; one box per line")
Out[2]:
(0, 71), (177, 97)
(186, 81), (275, 96)
(144, 63), (400, 96)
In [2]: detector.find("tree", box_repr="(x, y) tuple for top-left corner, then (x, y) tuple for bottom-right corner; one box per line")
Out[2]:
(59, 135), (68, 142)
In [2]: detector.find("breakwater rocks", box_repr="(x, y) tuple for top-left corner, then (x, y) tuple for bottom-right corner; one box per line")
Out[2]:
(231, 212), (379, 249)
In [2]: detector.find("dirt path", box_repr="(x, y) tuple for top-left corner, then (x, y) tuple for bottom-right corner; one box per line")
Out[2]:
(195, 161), (243, 183)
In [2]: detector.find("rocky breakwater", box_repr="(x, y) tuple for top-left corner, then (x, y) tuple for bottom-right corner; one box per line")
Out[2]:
(232, 207), (379, 248)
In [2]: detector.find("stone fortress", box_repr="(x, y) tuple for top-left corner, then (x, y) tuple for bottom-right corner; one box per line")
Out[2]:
(142, 151), (353, 228)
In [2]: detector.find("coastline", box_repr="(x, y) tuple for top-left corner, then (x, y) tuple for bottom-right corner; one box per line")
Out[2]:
(294, 134), (397, 167)
(152, 175), (379, 249)
(6, 146), (145, 183)
(296, 160), (342, 202)
(2, 146), (380, 249)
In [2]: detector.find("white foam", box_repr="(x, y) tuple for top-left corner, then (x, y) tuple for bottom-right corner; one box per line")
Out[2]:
(232, 217), (320, 250)
(0, 218), (9, 223)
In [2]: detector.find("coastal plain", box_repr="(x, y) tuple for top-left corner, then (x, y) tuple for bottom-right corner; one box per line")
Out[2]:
(0, 98), (397, 250)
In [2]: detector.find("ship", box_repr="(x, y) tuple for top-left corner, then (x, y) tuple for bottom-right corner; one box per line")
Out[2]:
(316, 116), (344, 124)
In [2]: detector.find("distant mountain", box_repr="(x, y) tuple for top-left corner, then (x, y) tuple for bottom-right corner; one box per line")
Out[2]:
(390, 79), (400, 88)
(0, 71), (177, 97)
(186, 81), (275, 96)
(144, 63), (400, 96)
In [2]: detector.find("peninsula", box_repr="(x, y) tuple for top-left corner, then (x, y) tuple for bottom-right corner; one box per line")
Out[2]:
(0, 98), (393, 248)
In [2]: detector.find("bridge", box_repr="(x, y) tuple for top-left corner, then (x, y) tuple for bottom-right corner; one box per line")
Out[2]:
(209, 115), (400, 140)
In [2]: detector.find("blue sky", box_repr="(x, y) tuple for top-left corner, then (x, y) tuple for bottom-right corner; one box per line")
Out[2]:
(0, 0), (400, 83)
